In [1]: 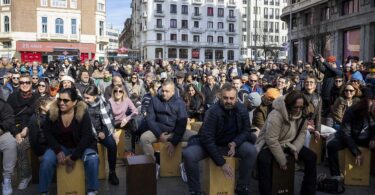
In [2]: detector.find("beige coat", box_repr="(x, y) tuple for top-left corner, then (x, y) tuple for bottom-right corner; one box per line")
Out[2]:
(256, 96), (308, 166)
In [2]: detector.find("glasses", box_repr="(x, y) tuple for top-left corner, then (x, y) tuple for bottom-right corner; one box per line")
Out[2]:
(305, 81), (315, 84)
(19, 81), (31, 85)
(131, 77), (137, 79)
(249, 80), (257, 82)
(32, 77), (38, 80)
(57, 98), (71, 104)
(114, 90), (124, 94)
(38, 84), (46, 87)
(221, 75), (226, 78)
(344, 89), (355, 93)
(351, 80), (359, 83)
(335, 80), (343, 83)
(12, 77), (19, 80)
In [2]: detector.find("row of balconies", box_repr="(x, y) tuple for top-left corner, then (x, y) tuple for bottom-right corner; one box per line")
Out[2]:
(143, 40), (240, 48)
(152, 25), (237, 35)
(146, 11), (237, 21)
(35, 33), (109, 43)
(141, 0), (236, 7)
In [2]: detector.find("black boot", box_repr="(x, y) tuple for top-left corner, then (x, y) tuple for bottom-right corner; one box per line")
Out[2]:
(109, 171), (119, 185)
(235, 186), (249, 195)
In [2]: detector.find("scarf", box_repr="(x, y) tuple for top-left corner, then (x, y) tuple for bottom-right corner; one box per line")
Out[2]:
(90, 96), (115, 134)
(21, 90), (32, 99)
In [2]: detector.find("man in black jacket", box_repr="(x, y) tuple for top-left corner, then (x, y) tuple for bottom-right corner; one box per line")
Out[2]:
(183, 83), (257, 195)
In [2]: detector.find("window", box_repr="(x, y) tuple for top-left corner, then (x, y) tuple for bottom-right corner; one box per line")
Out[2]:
(342, 0), (359, 15)
(264, 8), (268, 18)
(264, 21), (268, 32)
(205, 49), (213, 60)
(181, 20), (188, 29)
(218, 36), (223, 43)
(3, 0), (10, 4)
(168, 48), (177, 58)
(4, 16), (9, 32)
(263, 35), (267, 42)
(194, 7), (200, 16)
(269, 36), (273, 42)
(207, 21), (213, 29)
(275, 36), (279, 43)
(170, 19), (177, 28)
(275, 22), (279, 32)
(170, 34), (177, 41)
(269, 22), (273, 32)
(229, 37), (234, 44)
(156, 19), (162, 27)
(264, 0), (268, 5)
(156, 4), (162, 13)
(275, 9), (280, 19)
(2, 41), (11, 48)
(228, 50), (234, 60)
(269, 8), (274, 19)
(170, 4), (177, 14)
(304, 12), (313, 26)
(253, 7), (260, 15)
(179, 49), (188, 59)
(218, 8), (224, 17)
(241, 48), (246, 55)
(71, 18), (76, 34)
(270, 0), (274, 5)
(55, 18), (64, 34)
(99, 21), (104, 35)
(98, 3), (105, 11)
(229, 23), (234, 32)
(52, 0), (67, 8)
(321, 6), (330, 21)
(182, 34), (188, 41)
(242, 35), (246, 41)
(229, 10), (234, 18)
(42, 17), (47, 33)
(99, 44), (104, 51)
(70, 0), (77, 8)
(218, 22), (224, 29)
(182, 5), (188, 14)
(157, 33), (162, 40)
(276, 0), (280, 5)
(193, 35), (200, 42)
(194, 21), (199, 28)
(207, 7), (214, 16)
(192, 49), (199, 59)
(155, 48), (163, 58)
(243, 0), (247, 4)
(41, 0), (48, 6)
(207, 36), (213, 43)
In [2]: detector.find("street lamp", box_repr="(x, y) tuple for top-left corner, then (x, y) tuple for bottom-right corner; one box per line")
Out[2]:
(288, 0), (293, 64)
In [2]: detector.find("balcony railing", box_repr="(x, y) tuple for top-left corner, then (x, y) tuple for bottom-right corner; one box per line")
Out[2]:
(190, 28), (205, 34)
(226, 16), (236, 22)
(192, 0), (202, 5)
(226, 31), (237, 35)
(154, 11), (164, 17)
(192, 13), (202, 19)
(154, 25), (166, 31)
(227, 1), (236, 7)
(37, 33), (80, 41)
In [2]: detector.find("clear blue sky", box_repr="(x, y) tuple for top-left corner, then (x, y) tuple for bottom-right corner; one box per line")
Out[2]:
(106, 0), (132, 30)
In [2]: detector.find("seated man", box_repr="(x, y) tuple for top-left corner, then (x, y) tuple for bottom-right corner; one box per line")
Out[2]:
(140, 79), (196, 162)
(183, 84), (257, 195)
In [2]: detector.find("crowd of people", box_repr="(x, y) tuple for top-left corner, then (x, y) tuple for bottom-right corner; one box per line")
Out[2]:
(0, 55), (374, 195)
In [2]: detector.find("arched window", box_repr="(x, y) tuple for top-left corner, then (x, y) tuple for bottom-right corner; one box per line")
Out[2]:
(4, 16), (9, 32)
(55, 18), (64, 34)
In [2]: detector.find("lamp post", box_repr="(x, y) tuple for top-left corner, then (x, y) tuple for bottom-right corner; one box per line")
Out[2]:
(288, 0), (293, 64)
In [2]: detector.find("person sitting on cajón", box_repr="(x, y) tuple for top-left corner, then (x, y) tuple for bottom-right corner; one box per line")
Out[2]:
(183, 83), (258, 195)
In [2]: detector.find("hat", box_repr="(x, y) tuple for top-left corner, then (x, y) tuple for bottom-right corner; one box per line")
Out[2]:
(176, 72), (185, 78)
(327, 56), (336, 63)
(160, 72), (168, 79)
(246, 92), (262, 107)
(351, 72), (363, 81)
(60, 75), (75, 83)
(264, 88), (281, 100)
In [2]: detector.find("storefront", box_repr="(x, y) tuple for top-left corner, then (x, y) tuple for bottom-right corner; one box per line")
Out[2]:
(16, 41), (96, 63)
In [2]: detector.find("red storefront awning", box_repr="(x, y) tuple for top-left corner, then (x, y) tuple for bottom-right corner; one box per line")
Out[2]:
(16, 41), (96, 53)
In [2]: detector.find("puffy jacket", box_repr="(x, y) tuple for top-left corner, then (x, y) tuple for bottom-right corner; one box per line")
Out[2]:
(143, 94), (188, 146)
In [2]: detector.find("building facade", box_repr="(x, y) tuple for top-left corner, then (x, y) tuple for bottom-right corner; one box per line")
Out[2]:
(106, 25), (120, 61)
(0, 0), (109, 63)
(244, 0), (289, 61)
(281, 0), (375, 65)
(131, 0), (242, 62)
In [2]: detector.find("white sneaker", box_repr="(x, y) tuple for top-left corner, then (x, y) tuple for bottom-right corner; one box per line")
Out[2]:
(156, 163), (160, 180)
(87, 191), (98, 195)
(180, 163), (188, 182)
(17, 175), (32, 190)
(2, 178), (12, 195)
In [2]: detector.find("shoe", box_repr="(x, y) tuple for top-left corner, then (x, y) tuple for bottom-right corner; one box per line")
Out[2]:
(235, 186), (250, 195)
(87, 191), (98, 195)
(180, 163), (188, 182)
(108, 171), (119, 185)
(156, 163), (160, 179)
(18, 175), (32, 190)
(2, 178), (12, 195)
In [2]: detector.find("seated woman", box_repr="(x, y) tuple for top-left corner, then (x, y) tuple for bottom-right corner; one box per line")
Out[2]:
(256, 90), (317, 195)
(83, 85), (119, 185)
(331, 83), (361, 131)
(40, 88), (99, 195)
(327, 91), (375, 181)
(184, 84), (205, 121)
(36, 80), (51, 98)
(108, 85), (138, 157)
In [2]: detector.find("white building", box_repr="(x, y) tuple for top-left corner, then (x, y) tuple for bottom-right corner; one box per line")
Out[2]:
(131, 0), (242, 62)
(243, 0), (289, 61)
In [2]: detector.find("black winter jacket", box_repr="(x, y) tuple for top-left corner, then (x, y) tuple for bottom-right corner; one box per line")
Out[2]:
(28, 114), (49, 156)
(0, 99), (15, 134)
(317, 62), (342, 100)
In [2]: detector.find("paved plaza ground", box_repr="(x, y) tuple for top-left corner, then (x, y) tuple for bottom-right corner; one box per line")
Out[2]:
(13, 159), (375, 195)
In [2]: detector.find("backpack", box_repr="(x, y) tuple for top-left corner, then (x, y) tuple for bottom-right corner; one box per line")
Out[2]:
(316, 174), (345, 194)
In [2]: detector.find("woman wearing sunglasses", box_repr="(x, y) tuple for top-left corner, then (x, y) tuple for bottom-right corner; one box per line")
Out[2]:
(40, 88), (99, 195)
(83, 85), (119, 186)
(331, 83), (361, 130)
(7, 74), (38, 191)
(109, 85), (138, 157)
(36, 80), (51, 98)
(256, 90), (317, 195)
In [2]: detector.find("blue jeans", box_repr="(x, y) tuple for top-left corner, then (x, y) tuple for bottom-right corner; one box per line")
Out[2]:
(183, 142), (257, 192)
(99, 134), (117, 172)
(39, 146), (99, 193)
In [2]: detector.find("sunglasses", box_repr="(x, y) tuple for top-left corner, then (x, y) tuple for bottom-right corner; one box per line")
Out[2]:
(335, 80), (342, 83)
(12, 77), (19, 80)
(38, 84), (46, 87)
(32, 77), (38, 80)
(344, 89), (355, 93)
(19, 81), (31, 85)
(57, 98), (72, 104)
(249, 80), (257, 82)
(114, 90), (124, 93)
(351, 80), (359, 83)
